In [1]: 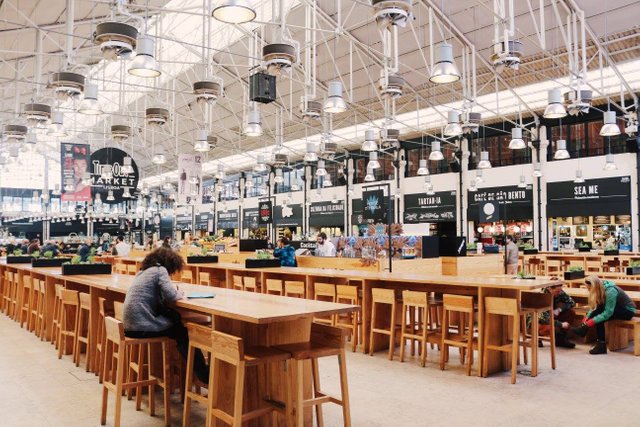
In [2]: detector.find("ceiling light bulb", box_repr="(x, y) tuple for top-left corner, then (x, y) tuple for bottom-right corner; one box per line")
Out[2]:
(429, 42), (460, 84)
(304, 142), (318, 162)
(600, 111), (620, 136)
(604, 153), (617, 171)
(316, 160), (327, 176)
(364, 166), (375, 182)
(362, 129), (378, 151)
(532, 162), (543, 178)
(323, 81), (347, 113)
(554, 140), (570, 160)
(212, 0), (256, 24)
(429, 141), (444, 161)
(477, 151), (492, 169)
(443, 110), (462, 136)
(244, 109), (262, 137)
(128, 36), (160, 77)
(544, 88), (567, 119)
(574, 169), (584, 183)
(417, 158), (429, 176)
(508, 127), (526, 149)
(78, 83), (103, 115)
(367, 151), (380, 169)
(274, 168), (284, 184)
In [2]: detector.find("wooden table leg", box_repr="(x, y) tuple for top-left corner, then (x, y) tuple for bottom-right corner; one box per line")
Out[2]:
(361, 280), (371, 354)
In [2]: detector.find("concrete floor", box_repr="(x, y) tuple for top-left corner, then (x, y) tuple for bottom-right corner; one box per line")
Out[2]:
(1, 314), (639, 427)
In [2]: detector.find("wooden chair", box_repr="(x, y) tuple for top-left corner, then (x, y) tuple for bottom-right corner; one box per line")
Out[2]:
(545, 258), (562, 275)
(276, 323), (351, 427)
(181, 269), (194, 284)
(265, 278), (284, 296)
(73, 292), (92, 370)
(7, 271), (19, 319)
(113, 301), (124, 321)
(243, 276), (257, 293)
(313, 283), (336, 325)
(183, 323), (213, 427)
(440, 294), (477, 376)
(208, 329), (291, 427)
(126, 264), (137, 276)
(96, 297), (113, 382)
(336, 285), (359, 352)
(520, 292), (556, 376)
(1, 271), (13, 315)
(199, 272), (211, 286)
(28, 278), (42, 333)
(369, 288), (402, 360)
(284, 281), (305, 298)
(482, 297), (520, 384)
(399, 290), (437, 367)
(52, 284), (65, 348)
(18, 275), (33, 328)
(232, 275), (244, 291)
(58, 289), (79, 360)
(35, 280), (47, 340)
(100, 317), (172, 427)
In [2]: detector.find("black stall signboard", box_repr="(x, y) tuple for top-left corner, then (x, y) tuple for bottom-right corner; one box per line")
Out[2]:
(403, 191), (456, 223)
(362, 190), (385, 223)
(273, 204), (303, 227)
(309, 201), (345, 227)
(259, 201), (273, 224)
(175, 214), (192, 231)
(195, 213), (211, 231)
(547, 176), (631, 217)
(217, 210), (239, 230)
(467, 185), (533, 222)
(352, 196), (394, 225)
(243, 208), (260, 230)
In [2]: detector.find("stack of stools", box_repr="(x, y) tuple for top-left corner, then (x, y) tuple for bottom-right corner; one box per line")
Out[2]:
(369, 288), (402, 360)
(399, 290), (438, 367)
(74, 292), (92, 370)
(313, 283), (336, 325)
(439, 294), (478, 376)
(520, 291), (556, 377)
(482, 297), (521, 384)
(284, 281), (305, 298)
(335, 285), (359, 352)
(265, 279), (284, 296)
(58, 289), (79, 360)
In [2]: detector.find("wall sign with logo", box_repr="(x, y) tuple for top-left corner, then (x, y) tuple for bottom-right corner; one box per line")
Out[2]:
(467, 185), (533, 222)
(90, 147), (139, 204)
(547, 176), (631, 217)
(217, 210), (239, 229)
(60, 143), (91, 202)
(274, 204), (303, 227)
(309, 201), (345, 227)
(243, 208), (260, 230)
(403, 191), (456, 223)
(195, 213), (212, 231)
(259, 201), (273, 224)
(175, 214), (192, 231)
(362, 190), (386, 223)
(352, 197), (394, 225)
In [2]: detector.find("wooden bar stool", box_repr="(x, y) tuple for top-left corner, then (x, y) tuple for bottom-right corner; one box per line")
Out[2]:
(52, 284), (65, 348)
(520, 291), (556, 377)
(276, 323), (351, 427)
(232, 275), (244, 291)
(113, 301), (124, 321)
(1, 271), (13, 315)
(313, 283), (336, 325)
(8, 271), (19, 320)
(183, 323), (213, 427)
(127, 264), (137, 276)
(243, 276), (257, 293)
(115, 263), (127, 274)
(19, 275), (33, 328)
(266, 278), (283, 296)
(208, 329), (291, 427)
(199, 272), (211, 285)
(369, 288), (402, 360)
(28, 278), (42, 333)
(74, 292), (92, 370)
(284, 281), (305, 298)
(35, 280), (47, 340)
(100, 317), (172, 427)
(399, 290), (437, 367)
(58, 289), (79, 360)
(336, 285), (359, 352)
(482, 297), (520, 384)
(440, 294), (478, 376)
(526, 258), (544, 276)
(96, 297), (113, 381)
(181, 269), (194, 283)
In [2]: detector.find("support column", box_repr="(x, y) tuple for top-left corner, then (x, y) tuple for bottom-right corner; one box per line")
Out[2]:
(538, 127), (550, 251)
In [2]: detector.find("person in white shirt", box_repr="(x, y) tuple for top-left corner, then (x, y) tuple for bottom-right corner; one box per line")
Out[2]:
(114, 236), (130, 257)
(315, 232), (336, 257)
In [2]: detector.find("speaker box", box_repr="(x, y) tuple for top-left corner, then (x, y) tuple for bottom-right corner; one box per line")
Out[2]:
(250, 72), (276, 104)
(439, 236), (467, 257)
(421, 236), (439, 258)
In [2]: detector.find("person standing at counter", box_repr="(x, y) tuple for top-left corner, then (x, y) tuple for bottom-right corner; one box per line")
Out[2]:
(505, 235), (519, 275)
(274, 237), (296, 267)
(114, 236), (130, 257)
(315, 232), (336, 257)
(572, 275), (637, 354)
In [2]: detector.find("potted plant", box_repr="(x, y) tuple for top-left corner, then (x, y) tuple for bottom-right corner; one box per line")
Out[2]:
(578, 243), (591, 253)
(187, 247), (219, 264)
(564, 266), (585, 280)
(604, 244), (619, 256)
(516, 270), (536, 280)
(245, 250), (281, 268)
(626, 260), (640, 276)
(6, 248), (34, 264)
(522, 243), (538, 255)
(32, 250), (68, 267)
(62, 252), (112, 275)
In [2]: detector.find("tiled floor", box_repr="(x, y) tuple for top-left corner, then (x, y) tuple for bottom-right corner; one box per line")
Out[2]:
(1, 314), (639, 426)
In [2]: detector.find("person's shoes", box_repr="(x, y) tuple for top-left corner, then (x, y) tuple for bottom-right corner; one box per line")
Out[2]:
(589, 341), (607, 355)
(556, 335), (576, 349)
(571, 324), (589, 338)
(538, 339), (544, 348)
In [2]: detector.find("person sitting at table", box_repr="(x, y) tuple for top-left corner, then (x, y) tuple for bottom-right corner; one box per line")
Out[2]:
(114, 236), (130, 257)
(505, 235), (519, 275)
(27, 238), (41, 255)
(538, 283), (577, 349)
(123, 247), (209, 383)
(572, 275), (637, 354)
(41, 240), (60, 257)
(274, 237), (296, 267)
(77, 238), (93, 261)
(315, 232), (336, 257)
(162, 236), (172, 249)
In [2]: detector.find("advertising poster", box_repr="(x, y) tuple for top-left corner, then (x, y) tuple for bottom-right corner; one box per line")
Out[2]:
(177, 154), (203, 205)
(90, 147), (139, 204)
(61, 143), (91, 202)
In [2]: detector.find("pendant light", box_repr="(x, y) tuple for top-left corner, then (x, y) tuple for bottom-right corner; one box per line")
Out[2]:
(532, 162), (543, 178)
(475, 169), (484, 183)
(443, 110), (462, 137)
(194, 129), (211, 152)
(315, 160), (327, 176)
(477, 151), (491, 169)
(152, 147), (166, 165)
(323, 81), (347, 113)
(304, 142), (318, 162)
(216, 164), (225, 180)
(469, 181), (478, 192)
(362, 129), (378, 152)
(518, 175), (527, 188)
(508, 127), (526, 150)
(554, 140), (570, 160)
(121, 156), (134, 174)
(364, 165), (375, 182)
(600, 110), (620, 136)
(574, 169), (584, 183)
(100, 165), (113, 180)
(273, 168), (284, 184)
(323, 174), (333, 187)
(253, 154), (267, 172)
(417, 159), (429, 176)
(603, 153), (617, 171)
(122, 187), (132, 198)
(543, 88), (567, 119)
(244, 175), (254, 188)
(429, 141), (444, 161)
(429, 42), (460, 84)
(47, 111), (68, 137)
(367, 152), (380, 169)
(212, 0), (256, 24)
(423, 175), (434, 195)
(244, 108), (262, 137)
(78, 83), (103, 115)
(128, 35), (160, 77)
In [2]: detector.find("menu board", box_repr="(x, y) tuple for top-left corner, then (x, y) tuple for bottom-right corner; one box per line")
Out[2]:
(175, 214), (192, 231)
(403, 191), (456, 223)
(243, 208), (260, 230)
(259, 200), (273, 224)
(351, 197), (394, 225)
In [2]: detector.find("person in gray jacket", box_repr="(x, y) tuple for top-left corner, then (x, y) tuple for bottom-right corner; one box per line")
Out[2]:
(505, 235), (519, 275)
(123, 247), (209, 383)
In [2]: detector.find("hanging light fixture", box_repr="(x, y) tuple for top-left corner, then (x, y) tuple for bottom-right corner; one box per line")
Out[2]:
(47, 111), (68, 137)
(532, 162), (543, 178)
(429, 42), (460, 84)
(95, 193), (102, 203)
(253, 154), (267, 172)
(304, 142), (318, 162)
(216, 164), (226, 180)
(423, 174), (433, 190)
(315, 160), (327, 176)
(194, 129), (211, 152)
(574, 169), (584, 184)
(122, 187), (132, 198)
(364, 165), (375, 182)
(444, 110), (462, 137)
(78, 83), (103, 115)
(323, 173), (333, 187)
(323, 81), (347, 113)
(475, 169), (484, 183)
(543, 88), (567, 119)
(212, 0), (256, 23)
(244, 108), (262, 137)
(121, 156), (134, 175)
(508, 127), (526, 150)
(469, 181), (478, 192)
(244, 175), (254, 188)
(128, 35), (160, 77)
(362, 129), (378, 152)
(100, 165), (113, 180)
(274, 168), (284, 184)
(417, 159), (429, 176)
(429, 141), (444, 161)
(603, 153), (617, 171)
(518, 175), (527, 188)
(600, 110), (620, 136)
(554, 140), (570, 160)
(152, 147), (166, 165)
(477, 151), (492, 169)
(367, 152), (380, 169)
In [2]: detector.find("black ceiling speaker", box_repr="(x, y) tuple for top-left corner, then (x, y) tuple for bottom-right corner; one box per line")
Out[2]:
(250, 72), (276, 104)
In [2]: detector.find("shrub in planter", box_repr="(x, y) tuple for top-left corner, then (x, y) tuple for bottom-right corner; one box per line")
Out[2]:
(626, 261), (640, 276)
(564, 266), (585, 280)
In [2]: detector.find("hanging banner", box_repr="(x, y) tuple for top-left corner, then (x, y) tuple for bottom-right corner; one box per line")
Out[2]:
(60, 143), (91, 202)
(467, 185), (533, 222)
(217, 210), (238, 229)
(403, 191), (456, 223)
(362, 190), (387, 223)
(546, 176), (631, 217)
(274, 204), (303, 227)
(309, 201), (345, 227)
(90, 147), (139, 204)
(243, 208), (261, 230)
(259, 200), (273, 224)
(177, 154), (203, 205)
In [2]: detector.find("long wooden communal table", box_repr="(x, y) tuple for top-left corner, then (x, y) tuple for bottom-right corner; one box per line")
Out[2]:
(0, 261), (357, 426)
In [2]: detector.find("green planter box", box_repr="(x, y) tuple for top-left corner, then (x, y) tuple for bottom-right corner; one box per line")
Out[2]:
(564, 270), (585, 280)
(6, 256), (33, 264)
(32, 258), (67, 268)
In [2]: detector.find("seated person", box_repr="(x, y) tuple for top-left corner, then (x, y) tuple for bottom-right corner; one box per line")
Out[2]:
(273, 237), (296, 267)
(41, 240), (60, 257)
(27, 238), (41, 254)
(77, 238), (93, 261)
(315, 232), (336, 257)
(123, 247), (209, 382)
(538, 282), (576, 349)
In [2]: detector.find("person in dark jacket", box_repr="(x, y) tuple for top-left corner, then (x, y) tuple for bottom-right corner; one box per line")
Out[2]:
(27, 239), (40, 254)
(274, 237), (296, 267)
(41, 240), (60, 256)
(572, 275), (637, 354)
(538, 283), (576, 349)
(77, 238), (93, 261)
